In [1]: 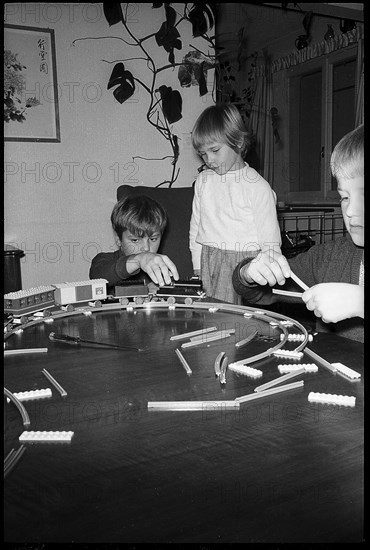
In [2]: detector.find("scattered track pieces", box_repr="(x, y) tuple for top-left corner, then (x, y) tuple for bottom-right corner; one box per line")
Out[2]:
(7, 388), (52, 402)
(170, 326), (217, 341)
(214, 352), (225, 377)
(331, 362), (361, 380)
(304, 347), (337, 373)
(308, 392), (356, 407)
(278, 363), (318, 373)
(19, 431), (74, 442)
(273, 349), (303, 359)
(254, 368), (305, 392)
(235, 329), (258, 348)
(235, 380), (304, 403)
(148, 401), (240, 411)
(228, 364), (263, 377)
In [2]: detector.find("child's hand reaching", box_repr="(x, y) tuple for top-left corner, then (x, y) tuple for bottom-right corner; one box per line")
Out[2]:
(127, 253), (179, 286)
(302, 283), (364, 323)
(240, 250), (291, 286)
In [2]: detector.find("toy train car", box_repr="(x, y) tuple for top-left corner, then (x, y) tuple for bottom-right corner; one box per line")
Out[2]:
(111, 277), (205, 306)
(113, 280), (153, 306)
(4, 286), (56, 316)
(52, 279), (108, 308)
(4, 279), (108, 318)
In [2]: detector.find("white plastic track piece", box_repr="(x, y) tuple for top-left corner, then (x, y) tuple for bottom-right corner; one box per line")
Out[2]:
(148, 401), (240, 411)
(170, 326), (217, 341)
(308, 392), (356, 407)
(273, 349), (303, 359)
(208, 307), (219, 313)
(7, 388), (52, 402)
(4, 348), (48, 356)
(280, 333), (313, 342)
(19, 431), (74, 442)
(331, 362), (361, 380)
(243, 312), (253, 318)
(280, 320), (294, 326)
(278, 363), (318, 373)
(228, 364), (263, 377)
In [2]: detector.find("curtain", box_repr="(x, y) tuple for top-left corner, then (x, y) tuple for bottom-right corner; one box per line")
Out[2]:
(248, 58), (274, 186)
(355, 36), (364, 126)
(247, 26), (364, 185)
(270, 26), (363, 73)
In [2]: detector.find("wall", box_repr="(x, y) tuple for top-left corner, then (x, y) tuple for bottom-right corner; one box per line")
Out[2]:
(4, 3), (215, 288)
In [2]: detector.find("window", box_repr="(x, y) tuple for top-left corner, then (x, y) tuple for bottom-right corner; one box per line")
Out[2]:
(287, 45), (357, 203)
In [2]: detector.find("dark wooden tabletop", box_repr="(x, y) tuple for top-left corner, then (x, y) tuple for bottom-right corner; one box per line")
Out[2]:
(4, 302), (364, 543)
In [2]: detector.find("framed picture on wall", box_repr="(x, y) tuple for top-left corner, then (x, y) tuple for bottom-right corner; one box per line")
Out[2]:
(4, 24), (61, 142)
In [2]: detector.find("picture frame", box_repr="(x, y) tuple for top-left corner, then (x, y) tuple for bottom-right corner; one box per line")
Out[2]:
(4, 24), (61, 142)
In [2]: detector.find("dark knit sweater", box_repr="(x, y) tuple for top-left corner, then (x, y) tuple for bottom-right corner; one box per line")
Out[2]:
(232, 234), (364, 343)
(89, 249), (150, 293)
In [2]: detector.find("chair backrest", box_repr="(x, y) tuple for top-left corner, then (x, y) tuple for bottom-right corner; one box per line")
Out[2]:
(117, 184), (194, 278)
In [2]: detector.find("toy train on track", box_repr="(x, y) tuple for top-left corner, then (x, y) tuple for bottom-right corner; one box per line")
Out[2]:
(4, 277), (206, 320)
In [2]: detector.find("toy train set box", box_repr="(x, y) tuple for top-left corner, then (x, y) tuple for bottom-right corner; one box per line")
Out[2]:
(4, 277), (205, 318)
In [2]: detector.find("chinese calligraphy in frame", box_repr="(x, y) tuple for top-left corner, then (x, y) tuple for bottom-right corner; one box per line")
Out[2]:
(4, 24), (61, 142)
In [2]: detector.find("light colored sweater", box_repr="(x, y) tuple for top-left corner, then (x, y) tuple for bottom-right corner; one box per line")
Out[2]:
(189, 164), (281, 270)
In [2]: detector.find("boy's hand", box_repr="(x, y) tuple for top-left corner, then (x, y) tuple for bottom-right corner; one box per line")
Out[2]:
(240, 250), (291, 286)
(128, 253), (179, 286)
(302, 283), (364, 323)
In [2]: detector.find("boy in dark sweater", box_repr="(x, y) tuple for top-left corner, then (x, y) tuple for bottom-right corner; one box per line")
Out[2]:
(232, 124), (364, 342)
(90, 195), (179, 292)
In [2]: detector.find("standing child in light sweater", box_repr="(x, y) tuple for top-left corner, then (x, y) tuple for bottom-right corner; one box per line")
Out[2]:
(189, 104), (281, 304)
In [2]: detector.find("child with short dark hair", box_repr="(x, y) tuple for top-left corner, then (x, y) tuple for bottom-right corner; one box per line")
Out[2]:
(232, 124), (364, 342)
(90, 195), (179, 290)
(190, 104), (281, 304)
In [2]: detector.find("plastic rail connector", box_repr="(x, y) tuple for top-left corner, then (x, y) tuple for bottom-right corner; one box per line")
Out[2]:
(228, 364), (263, 377)
(308, 392), (356, 407)
(7, 388), (52, 402)
(273, 349), (303, 359)
(19, 431), (74, 442)
(280, 334), (313, 342)
(278, 363), (318, 373)
(331, 362), (361, 380)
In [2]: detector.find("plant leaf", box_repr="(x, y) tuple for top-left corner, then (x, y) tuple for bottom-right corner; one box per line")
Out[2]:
(107, 63), (135, 104)
(198, 62), (208, 96)
(302, 11), (313, 35)
(103, 3), (123, 26)
(157, 85), (182, 123)
(165, 4), (177, 27)
(172, 134), (179, 163)
(155, 22), (182, 50)
(188, 3), (216, 37)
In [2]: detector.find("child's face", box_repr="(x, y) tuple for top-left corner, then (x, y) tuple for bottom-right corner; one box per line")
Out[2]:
(198, 141), (244, 175)
(337, 175), (364, 247)
(120, 230), (161, 256)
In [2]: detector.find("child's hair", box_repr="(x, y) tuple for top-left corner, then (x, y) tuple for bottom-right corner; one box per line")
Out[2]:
(111, 195), (167, 241)
(191, 104), (252, 157)
(330, 124), (364, 180)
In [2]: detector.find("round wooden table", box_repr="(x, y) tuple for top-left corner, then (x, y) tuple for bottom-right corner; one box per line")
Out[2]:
(4, 300), (364, 543)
